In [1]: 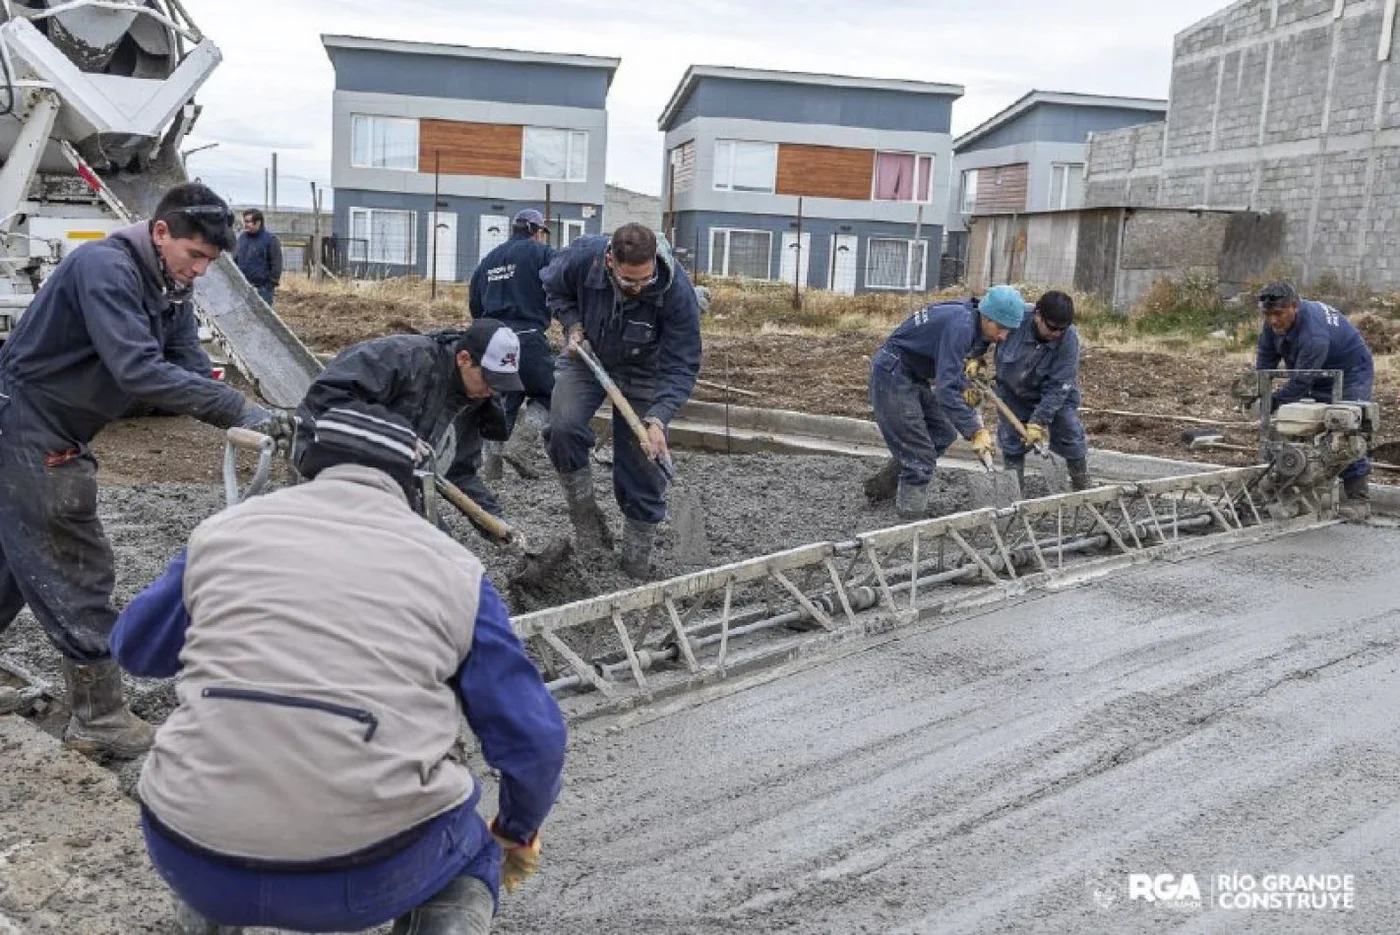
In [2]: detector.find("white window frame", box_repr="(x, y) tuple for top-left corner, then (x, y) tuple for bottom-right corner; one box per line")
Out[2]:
(522, 127), (588, 183)
(865, 237), (928, 291)
(550, 218), (586, 246)
(712, 139), (777, 194)
(871, 151), (936, 204)
(959, 169), (979, 214)
(1048, 162), (1085, 210)
(347, 207), (418, 266)
(349, 114), (419, 171)
(708, 227), (773, 279)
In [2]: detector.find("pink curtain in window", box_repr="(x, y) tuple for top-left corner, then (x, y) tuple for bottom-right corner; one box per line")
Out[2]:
(916, 155), (932, 201)
(874, 153), (914, 200)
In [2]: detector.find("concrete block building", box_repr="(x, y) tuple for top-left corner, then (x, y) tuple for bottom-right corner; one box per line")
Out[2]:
(1085, 0), (1400, 289)
(322, 35), (618, 280)
(657, 65), (963, 294)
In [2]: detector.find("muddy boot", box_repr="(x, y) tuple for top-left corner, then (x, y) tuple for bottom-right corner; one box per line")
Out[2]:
(390, 874), (494, 935)
(620, 517), (658, 579)
(559, 467), (614, 550)
(173, 897), (244, 935)
(481, 441), (504, 482)
(0, 686), (25, 715)
(1003, 454), (1026, 492)
(895, 479), (930, 520)
(863, 457), (900, 503)
(1340, 474), (1371, 520)
(62, 658), (155, 759)
(502, 403), (547, 480)
(1066, 457), (1093, 491)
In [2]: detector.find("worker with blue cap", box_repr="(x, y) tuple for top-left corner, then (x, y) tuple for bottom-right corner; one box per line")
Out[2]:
(868, 285), (1025, 519)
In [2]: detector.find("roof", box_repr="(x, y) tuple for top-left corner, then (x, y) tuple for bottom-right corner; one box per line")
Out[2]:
(953, 90), (1167, 151)
(658, 64), (964, 130)
(321, 35), (620, 86)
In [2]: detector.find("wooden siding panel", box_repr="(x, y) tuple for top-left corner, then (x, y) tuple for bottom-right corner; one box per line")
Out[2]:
(419, 119), (522, 178)
(973, 163), (1029, 214)
(775, 144), (875, 200)
(670, 140), (695, 193)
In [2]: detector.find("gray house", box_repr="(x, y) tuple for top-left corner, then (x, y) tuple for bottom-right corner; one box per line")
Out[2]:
(322, 35), (619, 280)
(658, 65), (963, 294)
(950, 91), (1167, 236)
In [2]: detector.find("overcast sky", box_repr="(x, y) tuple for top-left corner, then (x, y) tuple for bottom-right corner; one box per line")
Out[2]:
(179, 0), (1228, 209)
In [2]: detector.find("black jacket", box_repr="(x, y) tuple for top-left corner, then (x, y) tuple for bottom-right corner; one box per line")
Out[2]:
(468, 233), (555, 331)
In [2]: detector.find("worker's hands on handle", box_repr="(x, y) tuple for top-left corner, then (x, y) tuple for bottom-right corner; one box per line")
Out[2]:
(643, 417), (668, 463)
(961, 384), (983, 407)
(490, 818), (542, 894)
(969, 427), (996, 464)
(963, 357), (987, 381)
(1023, 422), (1047, 452)
(565, 324), (590, 358)
(235, 405), (297, 446)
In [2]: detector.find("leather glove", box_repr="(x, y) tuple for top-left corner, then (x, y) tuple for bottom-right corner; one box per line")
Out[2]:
(963, 357), (987, 380)
(1023, 423), (1047, 450)
(490, 818), (541, 894)
(961, 384), (983, 407)
(970, 427), (995, 460)
(236, 404), (273, 432)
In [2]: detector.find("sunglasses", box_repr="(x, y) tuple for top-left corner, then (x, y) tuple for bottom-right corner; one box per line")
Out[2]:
(1036, 312), (1068, 334)
(177, 204), (236, 227)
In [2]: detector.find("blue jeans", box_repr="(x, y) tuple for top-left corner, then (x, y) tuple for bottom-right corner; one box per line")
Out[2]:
(142, 792), (500, 932)
(0, 446), (116, 662)
(547, 353), (666, 523)
(868, 347), (958, 487)
(995, 390), (1088, 460)
(254, 284), (275, 307)
(499, 328), (555, 429)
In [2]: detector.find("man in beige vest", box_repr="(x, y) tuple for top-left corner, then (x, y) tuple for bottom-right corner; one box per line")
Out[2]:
(111, 402), (566, 935)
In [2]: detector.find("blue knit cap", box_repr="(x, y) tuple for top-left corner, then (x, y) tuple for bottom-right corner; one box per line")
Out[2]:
(980, 285), (1027, 329)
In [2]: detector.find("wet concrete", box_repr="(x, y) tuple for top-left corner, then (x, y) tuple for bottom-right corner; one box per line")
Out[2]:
(496, 523), (1400, 934)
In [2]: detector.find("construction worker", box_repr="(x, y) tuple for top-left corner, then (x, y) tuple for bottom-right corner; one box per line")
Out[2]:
(111, 402), (566, 935)
(468, 208), (556, 481)
(1255, 280), (1374, 507)
(0, 183), (278, 756)
(868, 285), (1025, 519)
(293, 319), (524, 531)
(234, 208), (282, 307)
(542, 223), (701, 578)
(967, 289), (1092, 491)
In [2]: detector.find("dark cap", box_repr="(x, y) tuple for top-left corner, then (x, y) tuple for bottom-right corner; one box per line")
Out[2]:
(512, 208), (546, 231)
(301, 402), (422, 498)
(463, 319), (525, 394)
(1257, 281), (1299, 309)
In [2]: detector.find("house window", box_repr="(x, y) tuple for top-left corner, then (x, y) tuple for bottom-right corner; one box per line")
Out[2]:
(866, 238), (927, 290)
(523, 128), (588, 182)
(1049, 162), (1085, 210)
(350, 115), (418, 171)
(348, 208), (417, 266)
(959, 169), (979, 214)
(872, 152), (934, 202)
(713, 140), (777, 193)
(709, 228), (772, 279)
(549, 218), (586, 246)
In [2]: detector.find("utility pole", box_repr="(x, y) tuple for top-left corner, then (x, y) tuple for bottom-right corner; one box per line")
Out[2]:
(263, 168), (269, 212)
(910, 203), (924, 298)
(270, 152), (278, 210)
(310, 181), (323, 283)
(791, 196), (804, 310)
(544, 183), (553, 241)
(430, 150), (441, 300)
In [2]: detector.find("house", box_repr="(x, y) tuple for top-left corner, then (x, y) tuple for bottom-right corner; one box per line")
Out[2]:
(949, 91), (1167, 239)
(1084, 0), (1400, 290)
(657, 65), (963, 295)
(321, 35), (619, 281)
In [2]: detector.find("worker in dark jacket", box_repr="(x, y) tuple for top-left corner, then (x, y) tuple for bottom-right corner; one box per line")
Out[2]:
(968, 290), (1091, 491)
(869, 285), (1024, 519)
(234, 208), (282, 307)
(1255, 280), (1374, 504)
(0, 183), (275, 756)
(293, 319), (524, 527)
(113, 402), (566, 935)
(542, 223), (701, 578)
(469, 208), (556, 481)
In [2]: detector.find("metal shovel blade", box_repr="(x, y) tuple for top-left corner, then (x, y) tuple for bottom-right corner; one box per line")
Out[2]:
(967, 466), (1022, 510)
(669, 483), (711, 566)
(1037, 453), (1073, 495)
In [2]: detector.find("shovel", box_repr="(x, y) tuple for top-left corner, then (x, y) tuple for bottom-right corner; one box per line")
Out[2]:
(432, 473), (571, 587)
(973, 378), (1072, 495)
(574, 344), (710, 564)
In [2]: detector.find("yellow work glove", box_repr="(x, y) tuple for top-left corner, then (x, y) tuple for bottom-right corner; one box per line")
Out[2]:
(963, 357), (987, 380)
(970, 428), (995, 460)
(961, 384), (983, 407)
(490, 818), (542, 894)
(1023, 423), (1047, 450)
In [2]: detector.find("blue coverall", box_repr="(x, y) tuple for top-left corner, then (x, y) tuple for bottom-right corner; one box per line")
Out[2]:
(991, 316), (1087, 462)
(469, 231), (557, 425)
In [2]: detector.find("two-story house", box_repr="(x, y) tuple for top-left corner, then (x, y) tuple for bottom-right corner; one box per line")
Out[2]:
(949, 91), (1167, 239)
(658, 66), (963, 295)
(322, 35), (619, 281)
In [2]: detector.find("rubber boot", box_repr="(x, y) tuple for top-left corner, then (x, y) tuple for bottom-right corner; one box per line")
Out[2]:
(1066, 457), (1093, 492)
(502, 403), (547, 479)
(480, 440), (504, 482)
(863, 457), (900, 503)
(1340, 474), (1371, 521)
(895, 479), (930, 520)
(1003, 454), (1026, 492)
(0, 686), (25, 715)
(620, 517), (659, 579)
(390, 874), (495, 935)
(173, 897), (244, 935)
(559, 467), (614, 550)
(62, 658), (155, 760)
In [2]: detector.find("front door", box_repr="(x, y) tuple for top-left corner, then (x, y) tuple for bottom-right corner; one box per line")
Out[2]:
(478, 214), (509, 265)
(829, 234), (857, 295)
(428, 211), (458, 281)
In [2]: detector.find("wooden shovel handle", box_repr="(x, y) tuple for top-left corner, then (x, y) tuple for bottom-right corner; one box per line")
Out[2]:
(434, 475), (515, 543)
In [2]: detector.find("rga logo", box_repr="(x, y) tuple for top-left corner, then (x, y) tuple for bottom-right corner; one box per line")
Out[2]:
(1129, 873), (1202, 909)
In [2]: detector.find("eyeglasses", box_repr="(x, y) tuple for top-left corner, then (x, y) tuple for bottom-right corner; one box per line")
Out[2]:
(614, 270), (658, 289)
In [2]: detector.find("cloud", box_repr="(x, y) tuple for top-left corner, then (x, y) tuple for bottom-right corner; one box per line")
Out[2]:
(176, 0), (1226, 207)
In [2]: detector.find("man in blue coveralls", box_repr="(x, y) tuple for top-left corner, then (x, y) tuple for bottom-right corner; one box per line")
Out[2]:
(965, 289), (1092, 491)
(868, 284), (1025, 519)
(1255, 280), (1374, 508)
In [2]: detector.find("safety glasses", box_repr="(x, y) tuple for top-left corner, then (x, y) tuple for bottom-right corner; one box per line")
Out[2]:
(178, 204), (236, 227)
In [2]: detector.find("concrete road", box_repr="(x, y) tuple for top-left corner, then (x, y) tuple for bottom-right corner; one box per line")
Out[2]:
(498, 523), (1400, 934)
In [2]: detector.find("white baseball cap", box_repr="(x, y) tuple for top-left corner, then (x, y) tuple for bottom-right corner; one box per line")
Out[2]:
(465, 319), (525, 394)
